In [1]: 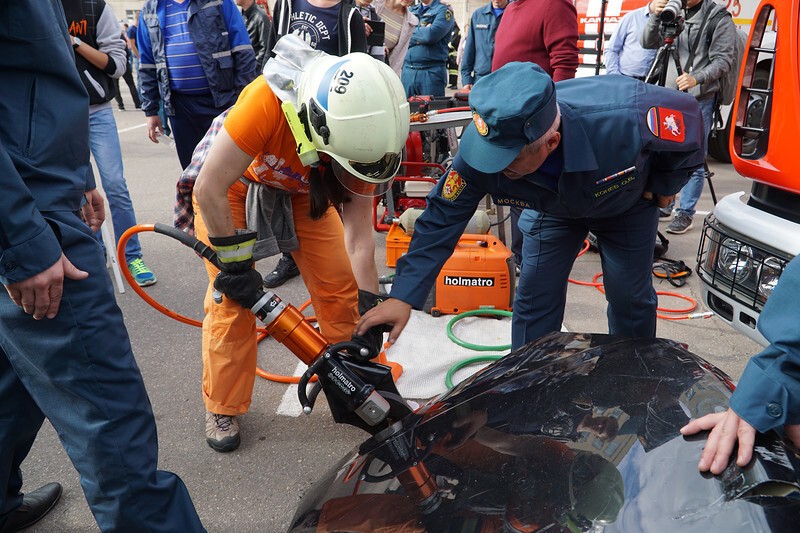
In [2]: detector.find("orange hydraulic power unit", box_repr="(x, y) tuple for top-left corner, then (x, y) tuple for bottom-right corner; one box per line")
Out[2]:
(385, 223), (515, 316)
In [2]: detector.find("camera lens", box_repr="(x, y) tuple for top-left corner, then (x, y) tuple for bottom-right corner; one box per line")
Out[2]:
(661, 0), (683, 23)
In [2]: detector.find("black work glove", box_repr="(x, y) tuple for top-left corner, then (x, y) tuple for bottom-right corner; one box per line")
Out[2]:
(210, 232), (262, 309)
(351, 289), (391, 360)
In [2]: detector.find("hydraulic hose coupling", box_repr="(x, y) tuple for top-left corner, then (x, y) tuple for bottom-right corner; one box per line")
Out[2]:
(687, 311), (715, 320)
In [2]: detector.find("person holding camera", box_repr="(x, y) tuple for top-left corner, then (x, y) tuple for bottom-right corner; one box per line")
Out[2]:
(642, 0), (737, 234)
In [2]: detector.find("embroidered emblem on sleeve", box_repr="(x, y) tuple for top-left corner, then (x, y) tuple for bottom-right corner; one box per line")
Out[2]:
(442, 169), (466, 201)
(646, 107), (685, 142)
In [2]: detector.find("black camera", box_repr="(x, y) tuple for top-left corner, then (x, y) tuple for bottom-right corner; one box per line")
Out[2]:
(660, 0), (686, 24)
(659, 0), (686, 38)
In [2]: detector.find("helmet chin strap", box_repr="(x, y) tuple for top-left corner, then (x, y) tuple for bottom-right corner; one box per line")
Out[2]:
(281, 101), (320, 167)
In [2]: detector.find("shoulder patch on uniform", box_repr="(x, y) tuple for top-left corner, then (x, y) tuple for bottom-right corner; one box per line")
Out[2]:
(442, 169), (466, 201)
(646, 106), (685, 142)
(445, 9), (453, 20)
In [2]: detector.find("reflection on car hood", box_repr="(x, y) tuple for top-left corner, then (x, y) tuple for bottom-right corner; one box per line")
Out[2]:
(289, 333), (800, 532)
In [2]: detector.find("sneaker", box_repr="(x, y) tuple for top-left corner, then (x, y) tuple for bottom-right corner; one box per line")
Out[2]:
(659, 207), (673, 219)
(127, 258), (157, 287)
(263, 254), (300, 288)
(665, 212), (694, 234)
(205, 412), (240, 452)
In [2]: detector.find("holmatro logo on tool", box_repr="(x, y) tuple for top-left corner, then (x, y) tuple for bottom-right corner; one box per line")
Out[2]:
(444, 276), (495, 287)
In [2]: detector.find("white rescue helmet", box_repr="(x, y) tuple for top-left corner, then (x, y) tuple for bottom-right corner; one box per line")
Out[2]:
(297, 52), (410, 197)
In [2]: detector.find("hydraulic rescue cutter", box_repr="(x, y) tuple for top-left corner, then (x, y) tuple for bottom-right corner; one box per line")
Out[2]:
(149, 223), (413, 435)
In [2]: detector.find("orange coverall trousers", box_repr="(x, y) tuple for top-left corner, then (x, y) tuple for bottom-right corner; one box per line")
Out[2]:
(193, 179), (360, 415)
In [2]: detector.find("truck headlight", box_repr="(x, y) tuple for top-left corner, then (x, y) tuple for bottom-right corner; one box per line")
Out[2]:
(757, 256), (783, 301)
(717, 238), (753, 282)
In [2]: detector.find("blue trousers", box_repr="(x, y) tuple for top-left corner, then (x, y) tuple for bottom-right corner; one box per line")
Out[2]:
(0, 211), (204, 532)
(89, 107), (143, 263)
(513, 199), (659, 349)
(169, 91), (228, 170)
(676, 96), (715, 217)
(401, 64), (447, 97)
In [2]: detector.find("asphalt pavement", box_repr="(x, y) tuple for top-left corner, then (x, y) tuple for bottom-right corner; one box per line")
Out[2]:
(21, 93), (763, 532)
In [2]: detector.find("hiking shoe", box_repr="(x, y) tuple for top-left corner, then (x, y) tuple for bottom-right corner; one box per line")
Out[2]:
(659, 207), (673, 219)
(263, 254), (300, 288)
(127, 258), (157, 287)
(666, 213), (694, 234)
(205, 412), (240, 452)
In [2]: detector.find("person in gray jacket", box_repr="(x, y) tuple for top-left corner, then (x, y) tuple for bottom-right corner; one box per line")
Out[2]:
(64, 0), (158, 288)
(642, 0), (736, 234)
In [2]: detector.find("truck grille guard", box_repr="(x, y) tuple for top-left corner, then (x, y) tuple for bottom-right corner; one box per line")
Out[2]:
(697, 214), (791, 316)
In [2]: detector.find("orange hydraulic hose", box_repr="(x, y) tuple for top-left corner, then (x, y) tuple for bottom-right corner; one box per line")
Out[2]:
(567, 239), (706, 321)
(116, 225), (318, 384)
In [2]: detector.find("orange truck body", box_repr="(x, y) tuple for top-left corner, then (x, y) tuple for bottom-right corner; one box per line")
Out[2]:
(696, 0), (800, 345)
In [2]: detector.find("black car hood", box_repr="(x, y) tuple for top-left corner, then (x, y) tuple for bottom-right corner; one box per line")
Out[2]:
(289, 333), (800, 532)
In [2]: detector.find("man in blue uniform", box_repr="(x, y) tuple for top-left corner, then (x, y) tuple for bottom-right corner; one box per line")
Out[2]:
(356, 64), (705, 349)
(681, 255), (800, 474)
(402, 0), (455, 96)
(460, 0), (507, 90)
(0, 1), (204, 530)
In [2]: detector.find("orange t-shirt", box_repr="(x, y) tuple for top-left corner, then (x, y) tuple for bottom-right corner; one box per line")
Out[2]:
(224, 76), (311, 193)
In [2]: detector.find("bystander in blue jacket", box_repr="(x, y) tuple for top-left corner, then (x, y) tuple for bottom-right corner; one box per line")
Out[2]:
(0, 1), (204, 530)
(137, 0), (256, 168)
(460, 0), (507, 89)
(402, 0), (454, 96)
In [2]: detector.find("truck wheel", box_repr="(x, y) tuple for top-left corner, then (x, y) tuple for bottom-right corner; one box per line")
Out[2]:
(708, 107), (734, 164)
(740, 66), (771, 158)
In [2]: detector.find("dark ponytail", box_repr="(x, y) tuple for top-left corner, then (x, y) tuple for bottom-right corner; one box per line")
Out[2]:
(308, 161), (350, 219)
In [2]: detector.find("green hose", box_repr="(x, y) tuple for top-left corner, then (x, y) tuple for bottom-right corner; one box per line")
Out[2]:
(444, 309), (513, 388)
(445, 309), (513, 351)
(445, 355), (504, 389)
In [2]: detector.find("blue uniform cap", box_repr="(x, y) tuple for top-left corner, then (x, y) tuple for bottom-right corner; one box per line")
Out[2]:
(460, 62), (558, 173)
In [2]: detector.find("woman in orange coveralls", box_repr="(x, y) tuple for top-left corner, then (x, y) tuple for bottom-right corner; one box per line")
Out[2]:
(192, 37), (409, 452)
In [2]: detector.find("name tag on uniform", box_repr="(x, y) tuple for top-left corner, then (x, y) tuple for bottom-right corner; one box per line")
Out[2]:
(593, 166), (637, 198)
(494, 197), (531, 208)
(475, 24), (489, 29)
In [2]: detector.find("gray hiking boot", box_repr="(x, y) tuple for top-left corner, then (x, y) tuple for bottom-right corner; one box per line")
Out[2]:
(205, 411), (241, 452)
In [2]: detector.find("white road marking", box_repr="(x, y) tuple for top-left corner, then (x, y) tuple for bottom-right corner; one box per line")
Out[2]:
(276, 362), (306, 417)
(118, 123), (147, 134)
